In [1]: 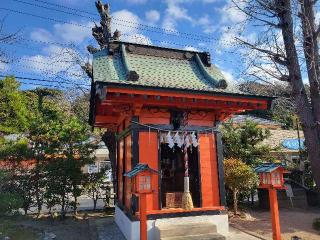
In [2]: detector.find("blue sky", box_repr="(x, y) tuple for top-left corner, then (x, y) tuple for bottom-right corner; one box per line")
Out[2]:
(0, 0), (250, 90)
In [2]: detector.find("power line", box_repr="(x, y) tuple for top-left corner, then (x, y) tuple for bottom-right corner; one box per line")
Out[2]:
(1, 6), (214, 45)
(2, 69), (89, 87)
(0, 74), (90, 87)
(7, 1), (219, 43)
(0, 7), (92, 29)
(34, 0), (95, 16)
(32, 0), (217, 41)
(11, 0), (96, 21)
(19, 80), (68, 89)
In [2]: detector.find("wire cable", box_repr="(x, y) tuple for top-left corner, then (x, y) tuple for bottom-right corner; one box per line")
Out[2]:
(0, 74), (90, 87)
(31, 0), (218, 41)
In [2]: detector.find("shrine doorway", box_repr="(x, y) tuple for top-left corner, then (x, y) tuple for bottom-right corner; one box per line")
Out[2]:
(160, 143), (201, 209)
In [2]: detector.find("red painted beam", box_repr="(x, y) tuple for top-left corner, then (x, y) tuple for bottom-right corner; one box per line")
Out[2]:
(95, 115), (120, 124)
(101, 94), (266, 111)
(106, 87), (270, 105)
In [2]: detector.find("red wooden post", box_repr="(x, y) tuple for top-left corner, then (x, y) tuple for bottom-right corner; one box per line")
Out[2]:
(268, 187), (281, 240)
(140, 193), (147, 240)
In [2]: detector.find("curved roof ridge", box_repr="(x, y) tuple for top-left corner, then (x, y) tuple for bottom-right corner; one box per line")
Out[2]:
(194, 53), (227, 89)
(120, 43), (139, 81)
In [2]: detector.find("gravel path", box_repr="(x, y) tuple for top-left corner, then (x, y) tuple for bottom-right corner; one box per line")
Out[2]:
(95, 217), (125, 240)
(230, 208), (320, 240)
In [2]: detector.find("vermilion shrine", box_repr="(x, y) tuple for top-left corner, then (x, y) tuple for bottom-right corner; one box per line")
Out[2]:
(88, 2), (273, 239)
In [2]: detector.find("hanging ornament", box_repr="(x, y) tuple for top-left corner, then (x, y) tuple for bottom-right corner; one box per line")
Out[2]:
(174, 132), (183, 148)
(191, 132), (199, 147)
(166, 131), (175, 149)
(184, 133), (191, 149)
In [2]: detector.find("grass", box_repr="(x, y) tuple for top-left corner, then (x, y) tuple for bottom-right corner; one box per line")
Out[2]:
(0, 217), (40, 240)
(312, 218), (320, 231)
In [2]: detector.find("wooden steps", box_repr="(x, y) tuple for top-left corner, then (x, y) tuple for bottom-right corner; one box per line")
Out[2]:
(156, 223), (226, 240)
(161, 233), (226, 240)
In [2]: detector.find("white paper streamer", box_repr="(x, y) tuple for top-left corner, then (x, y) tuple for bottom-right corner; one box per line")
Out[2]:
(191, 132), (199, 147)
(184, 134), (191, 149)
(166, 131), (175, 148)
(174, 132), (184, 148)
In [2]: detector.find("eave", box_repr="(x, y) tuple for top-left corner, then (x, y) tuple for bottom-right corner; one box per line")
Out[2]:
(90, 81), (274, 128)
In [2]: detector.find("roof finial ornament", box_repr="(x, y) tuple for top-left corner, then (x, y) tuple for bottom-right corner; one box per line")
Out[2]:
(92, 1), (112, 49)
(113, 29), (121, 41)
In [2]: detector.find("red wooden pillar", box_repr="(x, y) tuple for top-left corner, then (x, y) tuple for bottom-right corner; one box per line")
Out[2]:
(268, 187), (281, 240)
(139, 194), (147, 240)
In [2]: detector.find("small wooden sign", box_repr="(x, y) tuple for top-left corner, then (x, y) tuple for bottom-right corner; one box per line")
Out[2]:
(166, 192), (183, 208)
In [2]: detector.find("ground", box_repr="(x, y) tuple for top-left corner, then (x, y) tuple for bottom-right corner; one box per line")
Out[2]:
(1, 208), (319, 240)
(0, 210), (113, 240)
(230, 208), (320, 240)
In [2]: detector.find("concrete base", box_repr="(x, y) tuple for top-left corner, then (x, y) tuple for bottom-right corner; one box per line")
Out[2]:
(114, 206), (229, 240)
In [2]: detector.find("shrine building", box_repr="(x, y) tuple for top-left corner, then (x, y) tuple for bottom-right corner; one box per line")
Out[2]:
(89, 40), (273, 239)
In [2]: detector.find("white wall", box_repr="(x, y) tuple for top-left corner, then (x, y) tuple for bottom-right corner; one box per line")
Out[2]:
(115, 206), (229, 240)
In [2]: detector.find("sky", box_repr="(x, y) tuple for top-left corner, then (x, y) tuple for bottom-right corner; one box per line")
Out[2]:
(0, 0), (251, 90)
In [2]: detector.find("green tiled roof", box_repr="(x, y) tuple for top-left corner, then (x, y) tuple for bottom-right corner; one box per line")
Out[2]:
(254, 163), (285, 173)
(93, 41), (243, 94)
(124, 163), (158, 178)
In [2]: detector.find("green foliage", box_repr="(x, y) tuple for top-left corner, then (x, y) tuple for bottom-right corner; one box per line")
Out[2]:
(0, 171), (23, 216)
(222, 120), (273, 167)
(43, 117), (96, 216)
(313, 218), (320, 231)
(0, 137), (32, 161)
(0, 76), (32, 134)
(84, 171), (107, 210)
(0, 77), (101, 216)
(0, 193), (23, 216)
(224, 158), (258, 214)
(224, 158), (258, 193)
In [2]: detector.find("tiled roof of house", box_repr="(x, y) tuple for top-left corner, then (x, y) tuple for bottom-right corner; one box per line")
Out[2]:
(92, 41), (251, 95)
(230, 115), (282, 128)
(261, 129), (304, 152)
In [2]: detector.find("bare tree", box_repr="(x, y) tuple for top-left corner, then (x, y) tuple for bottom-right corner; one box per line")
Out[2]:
(232, 0), (320, 187)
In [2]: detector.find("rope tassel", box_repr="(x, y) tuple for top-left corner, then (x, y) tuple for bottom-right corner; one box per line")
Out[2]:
(182, 133), (194, 210)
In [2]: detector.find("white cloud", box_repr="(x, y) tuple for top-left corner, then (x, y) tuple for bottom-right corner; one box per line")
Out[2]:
(21, 45), (83, 79)
(53, 22), (93, 44)
(220, 69), (235, 83)
(198, 15), (210, 26)
(166, 2), (192, 21)
(122, 34), (152, 45)
(219, 26), (239, 49)
(219, 68), (238, 90)
(220, 0), (246, 24)
(316, 11), (320, 25)
(184, 46), (199, 51)
(162, 0), (193, 32)
(112, 10), (141, 35)
(30, 28), (53, 42)
(145, 10), (160, 24)
(196, 14), (218, 34)
(0, 61), (9, 72)
(30, 21), (93, 44)
(112, 9), (151, 45)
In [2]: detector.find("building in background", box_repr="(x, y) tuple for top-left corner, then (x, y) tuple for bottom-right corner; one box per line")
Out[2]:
(231, 115), (305, 170)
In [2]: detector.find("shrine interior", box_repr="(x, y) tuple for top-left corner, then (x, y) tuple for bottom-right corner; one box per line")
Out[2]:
(160, 143), (201, 209)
